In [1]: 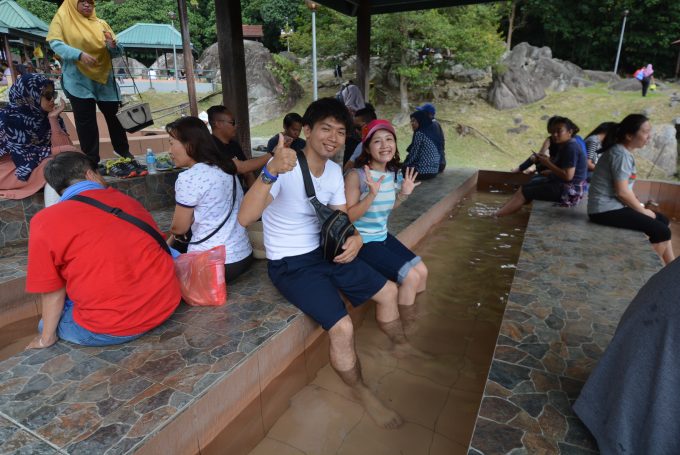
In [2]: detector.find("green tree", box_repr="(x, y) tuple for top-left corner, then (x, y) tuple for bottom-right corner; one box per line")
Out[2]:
(16, 0), (56, 25)
(242, 0), (306, 51)
(510, 0), (680, 76)
(373, 6), (505, 113)
(288, 5), (356, 61)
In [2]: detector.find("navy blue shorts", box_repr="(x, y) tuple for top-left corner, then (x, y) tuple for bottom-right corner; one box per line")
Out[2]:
(358, 233), (421, 284)
(268, 248), (387, 330)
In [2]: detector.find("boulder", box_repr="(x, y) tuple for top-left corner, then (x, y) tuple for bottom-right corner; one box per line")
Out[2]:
(608, 78), (641, 92)
(584, 70), (620, 83)
(487, 65), (546, 110)
(197, 41), (303, 126)
(112, 57), (148, 78)
(637, 125), (678, 176)
(149, 53), (186, 75)
(487, 42), (590, 109)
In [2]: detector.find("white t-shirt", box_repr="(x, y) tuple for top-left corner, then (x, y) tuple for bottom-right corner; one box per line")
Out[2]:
(263, 159), (346, 260)
(175, 163), (252, 263)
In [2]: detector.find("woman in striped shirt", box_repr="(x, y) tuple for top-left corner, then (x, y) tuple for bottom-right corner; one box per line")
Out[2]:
(345, 120), (429, 329)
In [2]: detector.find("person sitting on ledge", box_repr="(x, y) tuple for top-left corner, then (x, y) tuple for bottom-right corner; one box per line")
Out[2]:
(495, 116), (588, 217)
(166, 116), (253, 282)
(403, 110), (441, 180)
(266, 112), (306, 154)
(587, 114), (674, 265)
(345, 119), (429, 332)
(208, 105), (272, 189)
(238, 98), (425, 429)
(0, 73), (77, 200)
(25, 152), (180, 349)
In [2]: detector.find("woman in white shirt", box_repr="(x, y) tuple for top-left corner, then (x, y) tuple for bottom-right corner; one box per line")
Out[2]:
(167, 116), (253, 282)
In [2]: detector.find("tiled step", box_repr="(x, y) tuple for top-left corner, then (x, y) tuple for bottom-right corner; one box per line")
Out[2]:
(0, 169), (180, 249)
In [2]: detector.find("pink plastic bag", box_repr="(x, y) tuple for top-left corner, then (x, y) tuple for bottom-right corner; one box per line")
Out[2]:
(174, 245), (227, 306)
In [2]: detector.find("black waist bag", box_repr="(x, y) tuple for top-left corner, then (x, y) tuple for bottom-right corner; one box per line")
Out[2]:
(297, 150), (356, 261)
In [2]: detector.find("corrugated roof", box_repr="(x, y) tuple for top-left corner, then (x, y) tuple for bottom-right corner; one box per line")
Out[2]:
(0, 0), (49, 38)
(242, 24), (263, 38)
(117, 23), (188, 49)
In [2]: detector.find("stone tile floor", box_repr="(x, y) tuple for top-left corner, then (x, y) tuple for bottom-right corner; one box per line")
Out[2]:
(0, 170), (476, 454)
(468, 202), (662, 455)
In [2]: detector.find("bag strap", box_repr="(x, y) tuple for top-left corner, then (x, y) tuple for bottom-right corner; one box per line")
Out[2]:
(69, 194), (171, 255)
(295, 150), (317, 198)
(179, 174), (237, 245)
(111, 47), (144, 106)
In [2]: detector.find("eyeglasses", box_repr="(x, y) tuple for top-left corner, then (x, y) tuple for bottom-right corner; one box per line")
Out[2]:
(41, 90), (57, 101)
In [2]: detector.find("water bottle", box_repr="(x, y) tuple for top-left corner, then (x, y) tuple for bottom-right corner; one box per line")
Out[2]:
(146, 149), (157, 174)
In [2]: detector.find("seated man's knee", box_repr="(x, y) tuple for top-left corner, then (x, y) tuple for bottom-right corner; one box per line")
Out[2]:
(375, 280), (398, 301)
(329, 315), (354, 341)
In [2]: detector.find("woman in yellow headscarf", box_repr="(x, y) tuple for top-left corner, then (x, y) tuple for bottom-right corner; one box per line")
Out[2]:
(48, 0), (142, 174)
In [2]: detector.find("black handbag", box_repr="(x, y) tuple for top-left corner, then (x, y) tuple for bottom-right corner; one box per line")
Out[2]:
(296, 150), (356, 261)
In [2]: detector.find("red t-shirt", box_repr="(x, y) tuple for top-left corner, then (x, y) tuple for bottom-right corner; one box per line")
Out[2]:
(26, 188), (181, 336)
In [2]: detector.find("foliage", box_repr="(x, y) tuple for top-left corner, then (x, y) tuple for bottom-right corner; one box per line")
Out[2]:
(266, 53), (298, 96)
(241, 0), (306, 51)
(16, 0), (56, 24)
(287, 4), (356, 62)
(509, 0), (680, 76)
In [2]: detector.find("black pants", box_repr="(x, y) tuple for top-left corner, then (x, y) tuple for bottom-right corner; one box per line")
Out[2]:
(641, 77), (651, 97)
(68, 95), (131, 164)
(589, 207), (671, 244)
(225, 254), (254, 283)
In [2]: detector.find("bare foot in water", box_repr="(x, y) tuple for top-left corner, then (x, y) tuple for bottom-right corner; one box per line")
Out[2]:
(355, 385), (403, 429)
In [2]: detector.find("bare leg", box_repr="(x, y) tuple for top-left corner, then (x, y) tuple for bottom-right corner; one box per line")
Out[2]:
(495, 188), (528, 217)
(414, 261), (428, 293)
(652, 240), (675, 265)
(329, 315), (402, 429)
(374, 281), (431, 359)
(398, 267), (420, 308)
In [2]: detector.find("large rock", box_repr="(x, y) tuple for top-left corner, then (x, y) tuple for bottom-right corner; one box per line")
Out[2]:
(637, 125), (678, 176)
(112, 57), (148, 78)
(487, 42), (601, 109)
(197, 41), (303, 126)
(149, 53), (186, 74)
(609, 78), (642, 92)
(487, 65), (546, 110)
(584, 70), (620, 83)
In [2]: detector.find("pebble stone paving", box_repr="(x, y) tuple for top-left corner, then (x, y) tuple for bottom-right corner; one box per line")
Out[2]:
(467, 201), (662, 455)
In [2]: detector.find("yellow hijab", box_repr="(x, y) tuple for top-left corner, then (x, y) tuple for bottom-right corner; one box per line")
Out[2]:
(47, 0), (116, 84)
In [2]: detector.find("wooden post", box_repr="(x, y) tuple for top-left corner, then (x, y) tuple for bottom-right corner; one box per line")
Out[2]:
(215, 1), (251, 157)
(3, 35), (17, 83)
(676, 48), (680, 79)
(356, 0), (370, 102)
(177, 0), (198, 116)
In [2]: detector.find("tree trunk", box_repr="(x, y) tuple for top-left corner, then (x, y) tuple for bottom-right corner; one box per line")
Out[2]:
(506, 0), (516, 50)
(399, 53), (409, 113)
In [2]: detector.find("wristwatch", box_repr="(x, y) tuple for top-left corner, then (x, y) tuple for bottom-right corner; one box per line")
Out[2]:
(260, 166), (278, 184)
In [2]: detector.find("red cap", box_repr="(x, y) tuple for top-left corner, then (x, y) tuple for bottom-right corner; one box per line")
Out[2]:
(362, 119), (396, 144)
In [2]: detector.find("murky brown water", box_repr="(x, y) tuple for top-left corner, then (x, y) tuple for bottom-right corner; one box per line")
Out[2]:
(242, 191), (531, 455)
(0, 315), (40, 362)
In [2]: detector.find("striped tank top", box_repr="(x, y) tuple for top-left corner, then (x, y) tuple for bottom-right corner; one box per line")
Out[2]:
(353, 168), (402, 243)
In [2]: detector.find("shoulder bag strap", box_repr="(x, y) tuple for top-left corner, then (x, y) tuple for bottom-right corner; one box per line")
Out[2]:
(69, 194), (171, 255)
(295, 150), (316, 198)
(184, 174), (237, 245)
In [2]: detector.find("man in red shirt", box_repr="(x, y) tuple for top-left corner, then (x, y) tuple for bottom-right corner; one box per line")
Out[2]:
(26, 152), (181, 349)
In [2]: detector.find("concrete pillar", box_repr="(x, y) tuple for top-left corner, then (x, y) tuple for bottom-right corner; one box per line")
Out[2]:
(356, 1), (370, 102)
(215, 1), (251, 157)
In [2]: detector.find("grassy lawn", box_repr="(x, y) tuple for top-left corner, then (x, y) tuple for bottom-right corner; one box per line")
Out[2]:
(142, 81), (679, 180)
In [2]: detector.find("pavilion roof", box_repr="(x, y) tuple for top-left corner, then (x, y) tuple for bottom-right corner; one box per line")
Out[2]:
(0, 0), (49, 40)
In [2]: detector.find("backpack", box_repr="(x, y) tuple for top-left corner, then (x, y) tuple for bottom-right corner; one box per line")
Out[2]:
(634, 68), (645, 81)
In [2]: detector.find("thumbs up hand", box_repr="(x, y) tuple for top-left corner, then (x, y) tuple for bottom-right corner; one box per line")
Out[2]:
(267, 133), (298, 176)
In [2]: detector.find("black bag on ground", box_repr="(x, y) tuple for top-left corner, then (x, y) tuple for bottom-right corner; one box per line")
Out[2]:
(296, 150), (356, 261)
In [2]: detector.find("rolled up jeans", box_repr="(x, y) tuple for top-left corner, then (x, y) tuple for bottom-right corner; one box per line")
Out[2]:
(39, 298), (143, 347)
